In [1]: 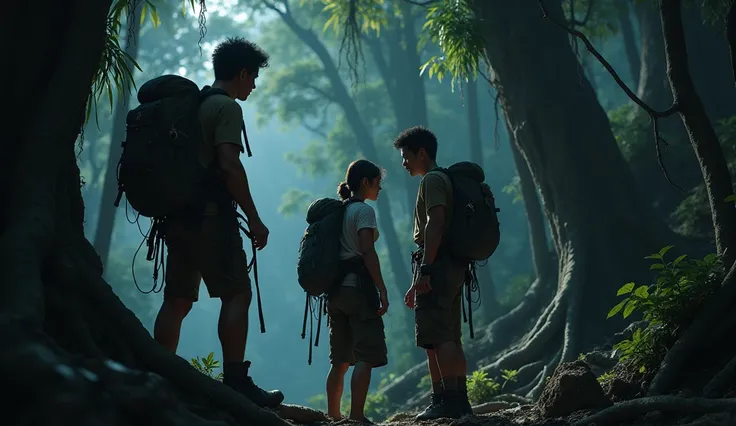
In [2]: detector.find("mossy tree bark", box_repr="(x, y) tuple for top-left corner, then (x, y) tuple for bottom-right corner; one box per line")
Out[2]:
(464, 0), (673, 396)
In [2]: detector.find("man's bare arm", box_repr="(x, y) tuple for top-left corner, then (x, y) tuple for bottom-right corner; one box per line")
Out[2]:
(422, 205), (446, 266)
(358, 228), (387, 294)
(216, 143), (262, 224)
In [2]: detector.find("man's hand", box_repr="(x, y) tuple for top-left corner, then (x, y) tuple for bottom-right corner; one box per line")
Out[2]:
(377, 289), (389, 316)
(404, 285), (416, 309)
(414, 275), (432, 294)
(250, 218), (270, 250)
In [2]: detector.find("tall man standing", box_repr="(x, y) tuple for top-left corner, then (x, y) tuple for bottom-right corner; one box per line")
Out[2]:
(152, 37), (283, 408)
(394, 126), (473, 419)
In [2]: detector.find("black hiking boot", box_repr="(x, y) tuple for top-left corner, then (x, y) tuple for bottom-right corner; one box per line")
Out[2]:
(419, 391), (463, 420)
(222, 361), (284, 408)
(414, 391), (463, 420)
(415, 392), (451, 421)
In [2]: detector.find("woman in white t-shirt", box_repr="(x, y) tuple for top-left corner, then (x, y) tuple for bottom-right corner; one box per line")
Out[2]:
(325, 159), (390, 423)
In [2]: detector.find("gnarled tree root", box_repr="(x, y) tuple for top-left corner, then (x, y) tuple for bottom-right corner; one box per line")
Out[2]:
(76, 245), (292, 426)
(481, 288), (568, 376)
(574, 397), (736, 426)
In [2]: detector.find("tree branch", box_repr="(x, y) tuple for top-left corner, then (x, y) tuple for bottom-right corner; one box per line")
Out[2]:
(537, 0), (682, 191)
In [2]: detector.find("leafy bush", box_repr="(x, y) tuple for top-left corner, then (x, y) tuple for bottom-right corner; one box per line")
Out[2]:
(607, 246), (723, 375)
(190, 352), (223, 381)
(466, 369), (518, 404)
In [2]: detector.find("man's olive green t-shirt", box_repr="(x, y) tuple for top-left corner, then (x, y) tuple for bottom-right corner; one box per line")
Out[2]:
(412, 171), (453, 246)
(197, 94), (244, 215)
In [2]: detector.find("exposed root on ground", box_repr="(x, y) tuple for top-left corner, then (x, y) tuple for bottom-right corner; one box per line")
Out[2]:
(475, 273), (557, 361)
(704, 353), (736, 397)
(573, 396), (736, 426)
(482, 289), (568, 376)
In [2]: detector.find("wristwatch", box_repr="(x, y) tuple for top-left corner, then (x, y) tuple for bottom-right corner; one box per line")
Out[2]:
(419, 263), (435, 276)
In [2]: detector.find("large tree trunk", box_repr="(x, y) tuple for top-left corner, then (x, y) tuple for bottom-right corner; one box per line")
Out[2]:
(93, 5), (142, 272)
(1, 1), (290, 425)
(465, 77), (502, 324)
(629, 1), (736, 222)
(464, 0), (672, 394)
(365, 3), (425, 214)
(656, 0), (736, 266)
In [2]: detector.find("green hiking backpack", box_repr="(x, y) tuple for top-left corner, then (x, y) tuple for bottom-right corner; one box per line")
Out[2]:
(296, 198), (361, 296)
(113, 74), (252, 218)
(434, 161), (501, 262)
(296, 197), (361, 364)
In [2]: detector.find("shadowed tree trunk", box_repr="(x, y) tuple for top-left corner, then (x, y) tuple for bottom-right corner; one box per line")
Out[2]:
(365, 2), (425, 214)
(645, 0), (736, 394)
(465, 77), (502, 324)
(1, 1), (293, 425)
(656, 0), (736, 266)
(94, 4), (143, 272)
(462, 0), (673, 395)
(630, 1), (736, 225)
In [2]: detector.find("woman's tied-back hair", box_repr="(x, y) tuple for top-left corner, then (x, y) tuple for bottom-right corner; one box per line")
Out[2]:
(337, 159), (383, 200)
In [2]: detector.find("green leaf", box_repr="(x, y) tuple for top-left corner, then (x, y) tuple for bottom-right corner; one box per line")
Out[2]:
(622, 300), (638, 318)
(607, 298), (628, 319)
(672, 254), (687, 266)
(725, 194), (736, 202)
(616, 282), (635, 296)
(633, 285), (649, 299)
(659, 245), (674, 257)
(649, 263), (665, 270)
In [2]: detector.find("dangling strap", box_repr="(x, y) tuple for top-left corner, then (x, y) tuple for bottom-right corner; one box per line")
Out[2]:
(241, 121), (252, 157)
(301, 294), (327, 365)
(462, 262), (480, 339)
(235, 211), (265, 334)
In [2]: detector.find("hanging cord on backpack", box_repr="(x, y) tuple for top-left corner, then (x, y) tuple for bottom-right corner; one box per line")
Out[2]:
(234, 211), (266, 334)
(461, 261), (481, 339)
(127, 214), (167, 294)
(300, 294), (326, 365)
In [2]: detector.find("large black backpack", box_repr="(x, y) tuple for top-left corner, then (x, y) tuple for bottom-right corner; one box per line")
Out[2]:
(296, 197), (361, 364)
(434, 161), (501, 262)
(111, 75), (266, 333)
(433, 162), (501, 340)
(113, 74), (251, 218)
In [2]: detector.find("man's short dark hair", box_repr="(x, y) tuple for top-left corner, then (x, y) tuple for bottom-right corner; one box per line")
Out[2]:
(212, 37), (270, 80)
(393, 126), (438, 160)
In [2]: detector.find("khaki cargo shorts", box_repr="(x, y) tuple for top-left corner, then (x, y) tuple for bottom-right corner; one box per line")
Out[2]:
(414, 258), (467, 349)
(163, 212), (252, 302)
(327, 286), (388, 367)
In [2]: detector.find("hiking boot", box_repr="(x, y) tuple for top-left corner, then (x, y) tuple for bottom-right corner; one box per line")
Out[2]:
(415, 392), (445, 420)
(222, 361), (284, 408)
(423, 391), (463, 420)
